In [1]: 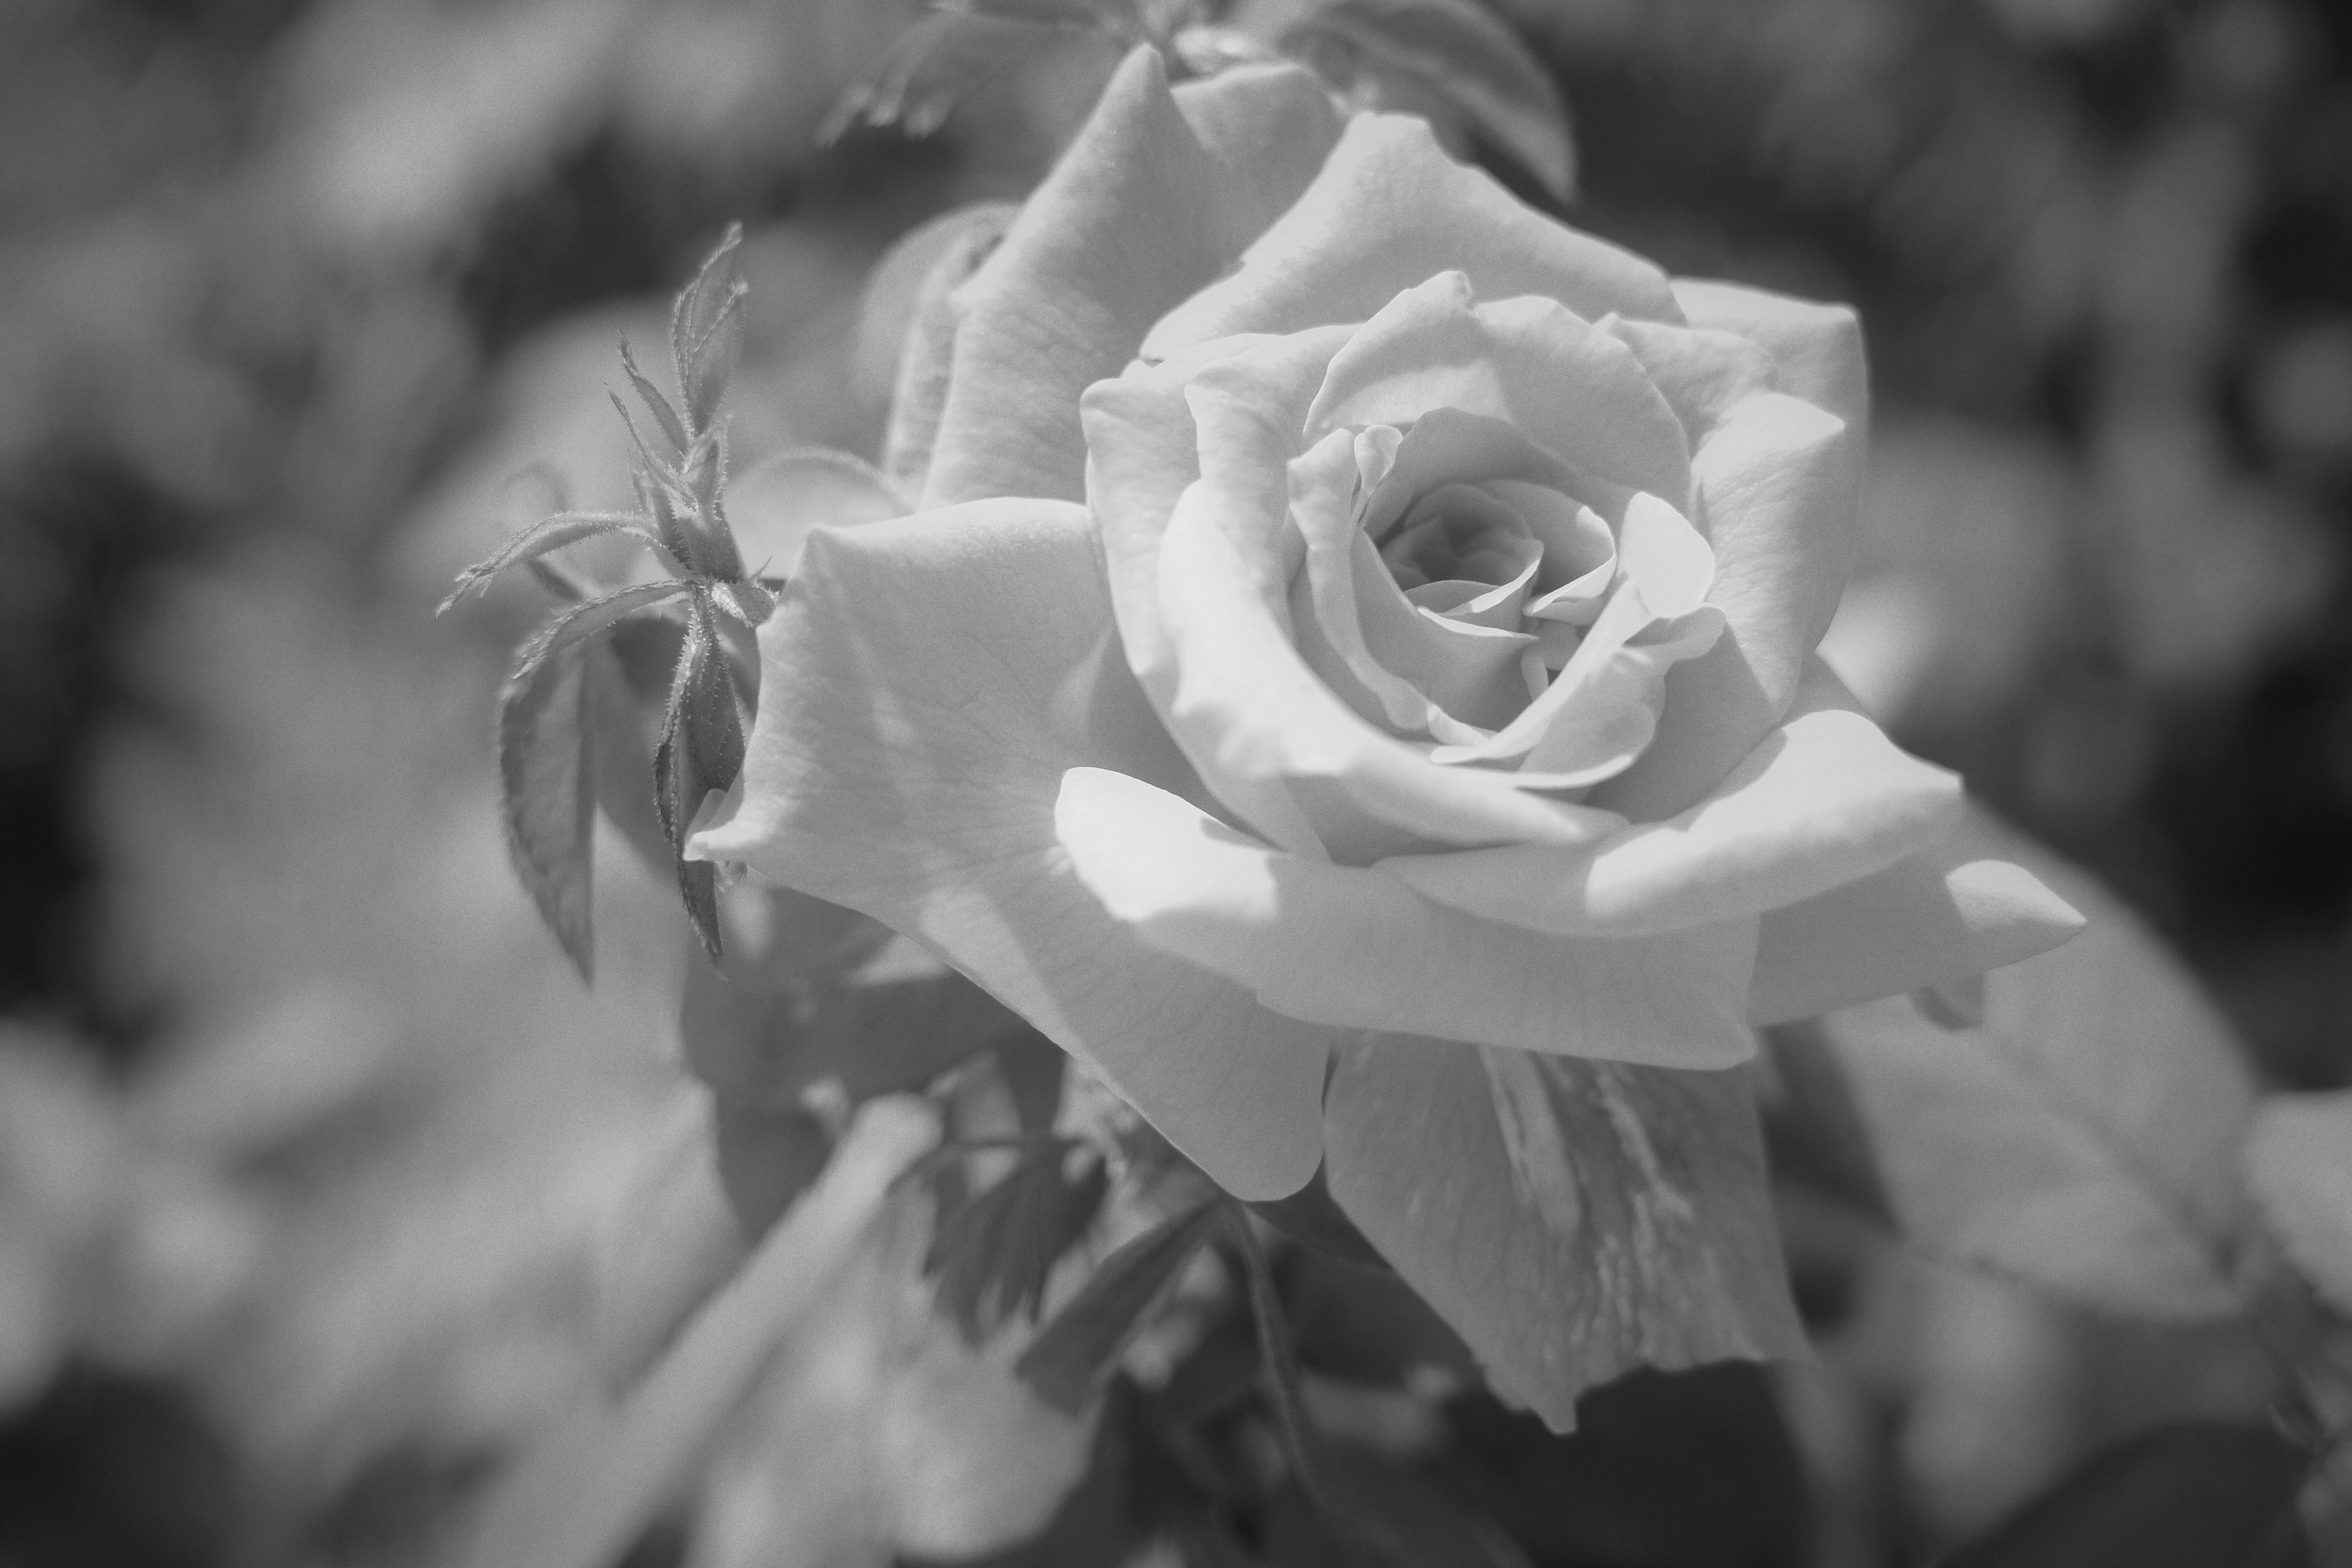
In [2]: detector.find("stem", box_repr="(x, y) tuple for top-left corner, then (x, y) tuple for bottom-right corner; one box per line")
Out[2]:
(454, 1096), (941, 1568)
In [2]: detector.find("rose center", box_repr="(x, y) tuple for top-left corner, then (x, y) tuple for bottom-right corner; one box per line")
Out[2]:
(1378, 484), (1536, 592)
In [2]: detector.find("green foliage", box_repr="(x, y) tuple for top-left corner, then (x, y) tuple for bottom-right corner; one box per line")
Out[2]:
(1016, 1201), (1224, 1414)
(927, 1142), (1112, 1343)
(1768, 837), (2261, 1322)
(1941, 1423), (2310, 1568)
(2244, 1090), (2352, 1318)
(446, 225), (791, 970)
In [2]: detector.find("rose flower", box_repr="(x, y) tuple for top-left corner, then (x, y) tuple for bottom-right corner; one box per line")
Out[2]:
(695, 48), (2082, 1202)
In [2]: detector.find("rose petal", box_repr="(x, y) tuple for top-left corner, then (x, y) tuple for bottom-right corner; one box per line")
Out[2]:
(1150, 459), (1624, 863)
(1601, 315), (1777, 448)
(1359, 409), (1576, 535)
(1302, 273), (1691, 503)
(1390, 662), (1964, 937)
(1088, 354), (1623, 865)
(1746, 806), (2087, 1025)
(922, 50), (1330, 508)
(1426, 586), (1724, 778)
(690, 499), (1330, 1199)
(1672, 279), (1868, 429)
(1143, 114), (1679, 358)
(1055, 767), (1758, 1069)
(1594, 392), (1861, 821)
(1169, 62), (1342, 255)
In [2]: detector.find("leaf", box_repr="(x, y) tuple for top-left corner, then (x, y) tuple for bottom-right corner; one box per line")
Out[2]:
(440, 510), (668, 613)
(819, 13), (1068, 144)
(511, 579), (695, 696)
(1281, 0), (1576, 204)
(671, 224), (745, 437)
(1768, 842), (2262, 1321)
(654, 597), (746, 960)
(617, 340), (689, 457)
(1260, 1449), (1514, 1568)
(2244, 1089), (2352, 1316)
(1017, 1202), (1224, 1413)
(679, 929), (1028, 1117)
(1321, 1039), (1806, 1432)
(722, 448), (907, 582)
(929, 1142), (1111, 1343)
(496, 634), (594, 982)
(1941, 1423), (2310, 1568)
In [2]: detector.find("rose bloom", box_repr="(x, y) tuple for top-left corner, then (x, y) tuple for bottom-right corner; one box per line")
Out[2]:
(696, 48), (2082, 1200)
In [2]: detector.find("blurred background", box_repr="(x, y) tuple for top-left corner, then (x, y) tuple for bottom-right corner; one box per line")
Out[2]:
(0, 0), (2347, 1563)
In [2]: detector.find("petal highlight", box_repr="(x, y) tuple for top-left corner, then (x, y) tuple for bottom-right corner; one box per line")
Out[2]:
(1056, 767), (1758, 1069)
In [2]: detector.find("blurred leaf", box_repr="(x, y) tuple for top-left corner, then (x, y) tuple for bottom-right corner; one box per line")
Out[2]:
(1434, 1366), (1807, 1568)
(592, 1093), (752, 1389)
(2243, 1089), (2352, 1316)
(723, 448), (907, 582)
(929, 1143), (1111, 1343)
(671, 225), (746, 439)
(1771, 839), (2261, 1321)
(1942, 1423), (2310, 1568)
(1281, 0), (1575, 203)
(1018, 1202), (1224, 1413)
(1260, 1449), (1512, 1568)
(679, 922), (1027, 1118)
(496, 635), (595, 982)
(821, 13), (1076, 145)
(1284, 1251), (1475, 1392)
(1322, 1041), (1805, 1432)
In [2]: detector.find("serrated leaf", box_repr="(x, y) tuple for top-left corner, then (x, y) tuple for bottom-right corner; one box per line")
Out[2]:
(1282, 0), (1575, 203)
(1771, 841), (2261, 1322)
(2244, 1089), (2352, 1316)
(722, 448), (907, 581)
(672, 225), (746, 437)
(929, 1143), (1111, 1343)
(496, 635), (594, 982)
(513, 579), (694, 697)
(1322, 1040), (1806, 1433)
(1942, 1423), (2309, 1568)
(441, 510), (669, 613)
(820, 13), (1063, 144)
(1017, 1202), (1224, 1412)
(617, 340), (689, 457)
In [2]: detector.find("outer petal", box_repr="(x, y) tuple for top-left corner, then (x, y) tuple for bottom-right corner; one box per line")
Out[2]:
(922, 50), (1335, 508)
(1672, 279), (1868, 430)
(1384, 662), (1963, 937)
(1595, 397), (1862, 821)
(1747, 805), (2088, 1025)
(1056, 768), (1758, 1069)
(1142, 113), (1678, 358)
(690, 500), (1330, 1199)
